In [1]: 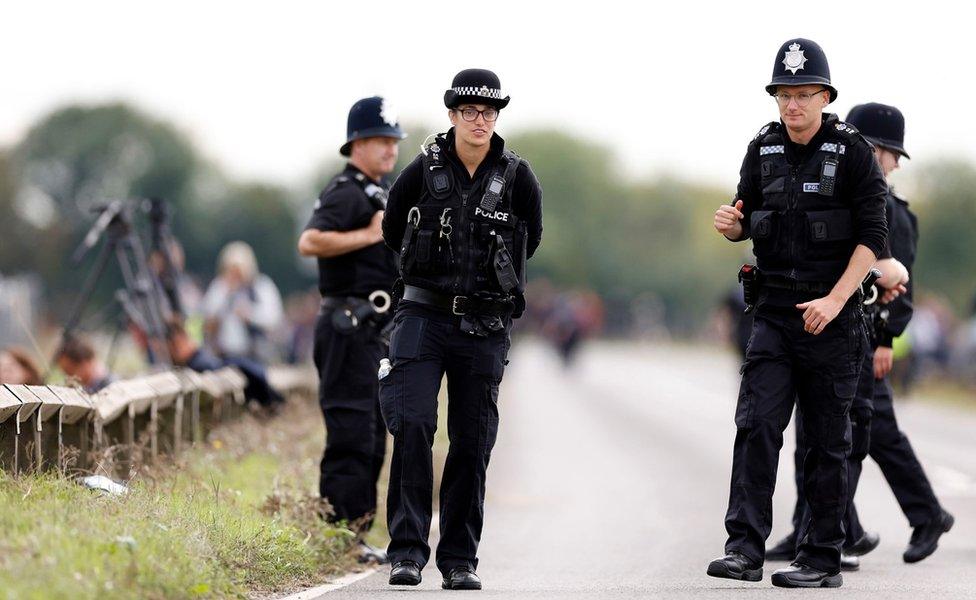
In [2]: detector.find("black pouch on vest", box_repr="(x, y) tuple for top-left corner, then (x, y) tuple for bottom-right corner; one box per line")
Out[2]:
(493, 234), (519, 293)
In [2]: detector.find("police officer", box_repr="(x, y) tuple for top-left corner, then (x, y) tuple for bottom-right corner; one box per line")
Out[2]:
(297, 96), (406, 563)
(379, 69), (543, 590)
(708, 39), (888, 588)
(777, 103), (954, 568)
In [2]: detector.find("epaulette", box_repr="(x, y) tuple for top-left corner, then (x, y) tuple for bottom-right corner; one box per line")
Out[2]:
(752, 121), (780, 143)
(830, 120), (873, 150)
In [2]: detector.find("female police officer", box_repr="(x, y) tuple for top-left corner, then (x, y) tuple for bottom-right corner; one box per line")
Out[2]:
(709, 39), (887, 588)
(379, 69), (543, 590)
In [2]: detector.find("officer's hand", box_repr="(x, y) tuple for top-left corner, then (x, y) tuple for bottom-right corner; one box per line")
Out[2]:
(874, 345), (895, 379)
(714, 200), (744, 239)
(795, 294), (845, 335)
(366, 210), (384, 244)
(880, 283), (907, 304)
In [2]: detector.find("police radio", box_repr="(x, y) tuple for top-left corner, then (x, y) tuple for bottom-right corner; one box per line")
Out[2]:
(479, 175), (506, 212)
(818, 158), (838, 196)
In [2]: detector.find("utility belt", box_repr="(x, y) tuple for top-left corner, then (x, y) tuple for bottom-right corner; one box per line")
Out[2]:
(402, 285), (512, 338)
(737, 265), (880, 313)
(402, 285), (513, 317)
(321, 290), (392, 334)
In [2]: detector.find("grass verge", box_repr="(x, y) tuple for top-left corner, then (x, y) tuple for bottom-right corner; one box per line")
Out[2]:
(0, 396), (359, 599)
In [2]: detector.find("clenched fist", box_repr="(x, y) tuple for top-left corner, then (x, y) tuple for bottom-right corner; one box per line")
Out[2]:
(715, 200), (745, 240)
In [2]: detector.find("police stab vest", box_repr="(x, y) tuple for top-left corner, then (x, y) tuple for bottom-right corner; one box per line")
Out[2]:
(750, 116), (862, 283)
(398, 132), (528, 299)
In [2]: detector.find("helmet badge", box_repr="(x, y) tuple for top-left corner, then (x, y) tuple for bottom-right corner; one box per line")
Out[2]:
(379, 98), (398, 127)
(782, 42), (808, 75)
(479, 85), (490, 96)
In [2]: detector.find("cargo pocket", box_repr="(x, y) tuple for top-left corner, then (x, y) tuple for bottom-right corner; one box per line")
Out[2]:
(734, 360), (756, 428)
(389, 316), (426, 363)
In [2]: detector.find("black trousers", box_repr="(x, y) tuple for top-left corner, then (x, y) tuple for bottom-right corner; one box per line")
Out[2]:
(379, 301), (510, 576)
(860, 376), (942, 528)
(725, 301), (862, 573)
(792, 351), (943, 545)
(314, 310), (387, 531)
(794, 349), (875, 548)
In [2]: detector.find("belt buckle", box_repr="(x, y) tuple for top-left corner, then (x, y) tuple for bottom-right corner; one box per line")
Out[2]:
(452, 296), (468, 315)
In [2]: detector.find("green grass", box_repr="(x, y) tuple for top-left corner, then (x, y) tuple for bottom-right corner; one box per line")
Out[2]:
(0, 398), (359, 600)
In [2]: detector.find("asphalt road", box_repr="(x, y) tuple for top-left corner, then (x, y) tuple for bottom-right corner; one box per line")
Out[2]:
(317, 340), (975, 598)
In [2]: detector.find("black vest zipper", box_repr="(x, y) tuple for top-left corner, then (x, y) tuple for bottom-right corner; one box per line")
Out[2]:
(788, 166), (798, 279)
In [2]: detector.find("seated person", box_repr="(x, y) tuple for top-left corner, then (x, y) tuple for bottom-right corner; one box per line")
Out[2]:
(166, 321), (284, 410)
(55, 336), (114, 393)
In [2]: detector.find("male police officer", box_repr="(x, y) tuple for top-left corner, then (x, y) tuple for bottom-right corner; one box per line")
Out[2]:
(709, 39), (888, 588)
(379, 69), (543, 590)
(298, 96), (406, 563)
(770, 103), (954, 568)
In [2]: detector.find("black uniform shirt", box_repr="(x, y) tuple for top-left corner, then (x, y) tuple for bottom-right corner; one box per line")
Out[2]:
(735, 114), (889, 259)
(305, 163), (397, 297)
(878, 191), (918, 345)
(383, 129), (543, 259)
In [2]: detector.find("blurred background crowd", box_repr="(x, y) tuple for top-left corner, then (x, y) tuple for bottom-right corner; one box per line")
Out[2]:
(1, 102), (975, 395)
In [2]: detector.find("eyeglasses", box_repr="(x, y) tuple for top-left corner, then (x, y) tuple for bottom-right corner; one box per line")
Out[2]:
(455, 107), (499, 122)
(773, 89), (828, 107)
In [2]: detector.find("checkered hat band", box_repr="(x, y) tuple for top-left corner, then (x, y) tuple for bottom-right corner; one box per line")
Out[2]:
(760, 145), (785, 155)
(452, 86), (504, 99)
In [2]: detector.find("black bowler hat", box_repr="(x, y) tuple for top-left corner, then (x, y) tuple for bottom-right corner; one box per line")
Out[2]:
(846, 103), (910, 159)
(340, 96), (407, 157)
(443, 68), (510, 110)
(766, 38), (837, 103)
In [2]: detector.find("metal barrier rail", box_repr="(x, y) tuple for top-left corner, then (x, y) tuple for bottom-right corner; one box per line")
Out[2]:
(0, 365), (316, 475)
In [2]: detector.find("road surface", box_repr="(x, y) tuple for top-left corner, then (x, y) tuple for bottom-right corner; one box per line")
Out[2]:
(316, 340), (975, 598)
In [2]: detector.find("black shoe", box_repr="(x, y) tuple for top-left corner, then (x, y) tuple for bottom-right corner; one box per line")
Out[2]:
(840, 554), (860, 572)
(845, 530), (880, 557)
(442, 566), (482, 590)
(771, 562), (842, 588)
(904, 510), (954, 563)
(389, 560), (422, 586)
(357, 541), (389, 565)
(766, 532), (798, 561)
(706, 552), (762, 582)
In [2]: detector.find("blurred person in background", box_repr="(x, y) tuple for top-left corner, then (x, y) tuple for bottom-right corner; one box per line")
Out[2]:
(202, 241), (283, 363)
(0, 347), (43, 385)
(55, 336), (114, 393)
(297, 96), (405, 564)
(165, 320), (283, 412)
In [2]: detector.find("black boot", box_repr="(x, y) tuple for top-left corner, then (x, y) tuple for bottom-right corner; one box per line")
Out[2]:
(904, 510), (954, 564)
(771, 562), (842, 588)
(389, 560), (422, 586)
(357, 540), (389, 565)
(706, 552), (762, 582)
(845, 530), (880, 557)
(840, 554), (860, 572)
(766, 532), (798, 561)
(442, 566), (482, 590)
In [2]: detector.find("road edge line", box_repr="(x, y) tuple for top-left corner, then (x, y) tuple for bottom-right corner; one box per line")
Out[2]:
(276, 568), (379, 599)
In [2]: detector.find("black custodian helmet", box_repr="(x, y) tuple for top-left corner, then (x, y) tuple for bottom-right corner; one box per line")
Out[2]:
(846, 103), (910, 159)
(443, 68), (510, 110)
(766, 38), (837, 103)
(340, 96), (407, 157)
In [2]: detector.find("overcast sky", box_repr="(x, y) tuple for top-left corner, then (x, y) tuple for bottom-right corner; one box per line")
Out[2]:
(3, 0), (970, 190)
